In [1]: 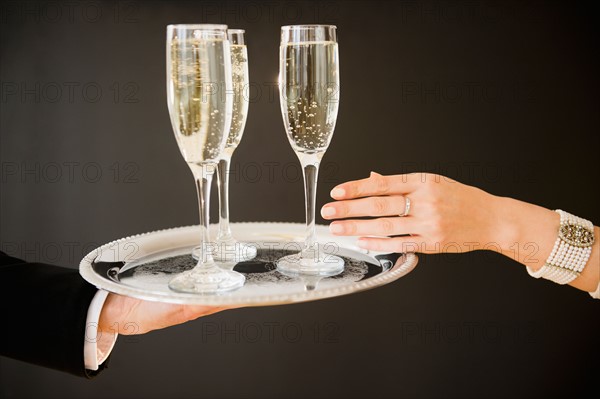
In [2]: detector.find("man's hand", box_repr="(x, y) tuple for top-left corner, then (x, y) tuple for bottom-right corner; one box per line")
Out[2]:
(98, 293), (231, 335)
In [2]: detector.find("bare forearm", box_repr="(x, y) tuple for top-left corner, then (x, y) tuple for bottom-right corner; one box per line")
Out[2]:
(492, 196), (599, 292)
(324, 172), (599, 295)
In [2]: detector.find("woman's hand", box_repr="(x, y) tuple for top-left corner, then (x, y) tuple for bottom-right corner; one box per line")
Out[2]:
(321, 172), (507, 254)
(321, 171), (600, 293)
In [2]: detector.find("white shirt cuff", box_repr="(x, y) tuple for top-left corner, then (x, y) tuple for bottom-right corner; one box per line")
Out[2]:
(84, 290), (118, 370)
(590, 281), (600, 299)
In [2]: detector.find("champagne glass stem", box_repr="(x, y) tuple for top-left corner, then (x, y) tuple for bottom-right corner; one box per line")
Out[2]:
(216, 153), (233, 241)
(191, 163), (215, 265)
(299, 153), (323, 258)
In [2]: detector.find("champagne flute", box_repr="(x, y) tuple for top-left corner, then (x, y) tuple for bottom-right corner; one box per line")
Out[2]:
(276, 25), (345, 276)
(166, 24), (245, 293)
(191, 29), (257, 263)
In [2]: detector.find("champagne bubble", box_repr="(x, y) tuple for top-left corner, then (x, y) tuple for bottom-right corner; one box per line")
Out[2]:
(281, 41), (338, 153)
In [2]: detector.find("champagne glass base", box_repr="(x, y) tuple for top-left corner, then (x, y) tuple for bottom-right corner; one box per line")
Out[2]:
(276, 253), (345, 277)
(191, 241), (258, 263)
(168, 262), (245, 294)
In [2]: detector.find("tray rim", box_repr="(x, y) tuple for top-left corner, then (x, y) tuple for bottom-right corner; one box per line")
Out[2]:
(79, 222), (418, 306)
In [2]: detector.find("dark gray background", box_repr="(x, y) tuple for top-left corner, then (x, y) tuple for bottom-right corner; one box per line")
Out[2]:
(1, 1), (598, 398)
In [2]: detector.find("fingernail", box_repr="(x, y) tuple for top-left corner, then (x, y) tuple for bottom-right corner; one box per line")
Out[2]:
(321, 206), (336, 217)
(370, 171), (382, 177)
(356, 237), (371, 249)
(329, 223), (344, 234)
(330, 187), (345, 198)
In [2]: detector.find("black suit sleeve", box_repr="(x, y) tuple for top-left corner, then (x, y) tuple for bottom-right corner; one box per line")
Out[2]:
(0, 251), (109, 378)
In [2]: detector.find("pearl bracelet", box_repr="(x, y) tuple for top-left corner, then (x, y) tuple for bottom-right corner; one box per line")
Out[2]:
(527, 210), (595, 285)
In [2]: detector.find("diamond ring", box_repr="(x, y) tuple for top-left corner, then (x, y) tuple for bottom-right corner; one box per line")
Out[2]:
(399, 196), (411, 217)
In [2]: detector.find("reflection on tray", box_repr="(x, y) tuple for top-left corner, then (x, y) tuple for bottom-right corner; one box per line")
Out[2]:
(92, 248), (394, 294)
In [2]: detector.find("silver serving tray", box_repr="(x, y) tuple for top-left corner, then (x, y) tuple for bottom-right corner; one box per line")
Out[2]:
(79, 223), (418, 306)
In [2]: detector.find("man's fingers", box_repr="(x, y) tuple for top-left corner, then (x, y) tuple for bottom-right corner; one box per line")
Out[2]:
(321, 195), (408, 219)
(182, 305), (230, 322)
(330, 172), (417, 200)
(329, 217), (416, 237)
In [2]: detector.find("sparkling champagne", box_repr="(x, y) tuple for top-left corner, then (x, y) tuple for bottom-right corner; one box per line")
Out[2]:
(280, 41), (339, 153)
(226, 44), (249, 149)
(167, 38), (232, 163)
(276, 26), (344, 277)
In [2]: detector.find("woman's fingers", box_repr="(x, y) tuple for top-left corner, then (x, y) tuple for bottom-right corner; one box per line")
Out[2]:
(356, 236), (423, 253)
(330, 172), (417, 200)
(329, 217), (416, 237)
(321, 195), (408, 219)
